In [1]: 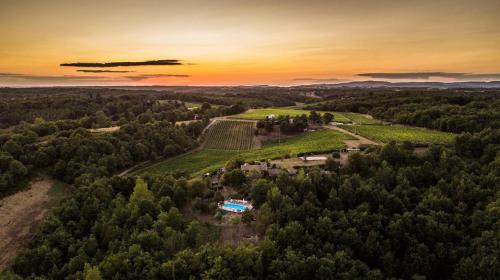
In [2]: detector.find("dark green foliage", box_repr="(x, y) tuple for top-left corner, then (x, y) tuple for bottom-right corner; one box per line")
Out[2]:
(2, 88), (499, 279)
(7, 130), (499, 279)
(306, 90), (500, 133)
(9, 177), (221, 279)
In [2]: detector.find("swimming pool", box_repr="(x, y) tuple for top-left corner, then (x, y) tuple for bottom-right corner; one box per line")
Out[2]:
(223, 202), (248, 212)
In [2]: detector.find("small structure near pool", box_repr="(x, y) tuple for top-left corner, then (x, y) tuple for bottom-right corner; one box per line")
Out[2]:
(299, 155), (328, 161)
(219, 199), (253, 213)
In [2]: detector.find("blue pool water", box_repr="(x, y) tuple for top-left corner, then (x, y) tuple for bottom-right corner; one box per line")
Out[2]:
(223, 203), (247, 212)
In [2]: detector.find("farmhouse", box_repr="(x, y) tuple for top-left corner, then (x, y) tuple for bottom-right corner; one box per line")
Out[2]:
(267, 168), (281, 177)
(241, 162), (268, 173)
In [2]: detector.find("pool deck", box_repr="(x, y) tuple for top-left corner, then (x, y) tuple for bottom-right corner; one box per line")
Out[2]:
(219, 199), (253, 213)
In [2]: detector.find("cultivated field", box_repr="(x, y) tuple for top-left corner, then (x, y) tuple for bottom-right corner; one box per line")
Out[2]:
(229, 108), (352, 123)
(138, 129), (352, 177)
(342, 113), (383, 125)
(339, 124), (455, 144)
(204, 120), (256, 150)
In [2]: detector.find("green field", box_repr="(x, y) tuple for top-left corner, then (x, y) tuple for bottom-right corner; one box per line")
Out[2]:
(158, 100), (220, 109)
(229, 108), (352, 123)
(137, 129), (352, 177)
(340, 124), (455, 144)
(204, 120), (255, 150)
(342, 113), (383, 125)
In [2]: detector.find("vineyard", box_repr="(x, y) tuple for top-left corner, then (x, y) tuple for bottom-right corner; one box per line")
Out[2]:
(138, 129), (351, 178)
(339, 124), (456, 144)
(204, 120), (256, 150)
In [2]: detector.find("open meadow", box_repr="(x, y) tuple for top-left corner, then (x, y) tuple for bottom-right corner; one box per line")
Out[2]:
(339, 124), (455, 144)
(229, 108), (352, 123)
(341, 113), (384, 125)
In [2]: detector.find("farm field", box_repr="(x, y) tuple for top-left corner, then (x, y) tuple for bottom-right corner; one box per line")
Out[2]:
(137, 129), (352, 177)
(342, 113), (383, 125)
(158, 100), (220, 109)
(339, 124), (455, 144)
(204, 120), (256, 150)
(229, 108), (352, 123)
(134, 149), (240, 178)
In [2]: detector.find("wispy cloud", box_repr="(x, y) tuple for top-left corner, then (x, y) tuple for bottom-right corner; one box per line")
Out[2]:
(0, 73), (108, 81)
(124, 74), (190, 81)
(0, 71), (190, 84)
(357, 72), (500, 80)
(0, 73), (25, 77)
(77, 70), (134, 73)
(61, 59), (183, 67)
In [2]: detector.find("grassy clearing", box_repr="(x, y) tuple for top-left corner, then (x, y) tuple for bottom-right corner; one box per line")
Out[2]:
(137, 129), (352, 177)
(339, 124), (455, 144)
(342, 113), (383, 125)
(204, 120), (256, 150)
(135, 150), (240, 177)
(229, 108), (352, 123)
(158, 100), (220, 109)
(88, 126), (121, 133)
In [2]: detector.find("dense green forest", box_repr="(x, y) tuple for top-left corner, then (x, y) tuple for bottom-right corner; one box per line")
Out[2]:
(0, 87), (303, 128)
(0, 120), (203, 198)
(305, 90), (500, 133)
(4, 129), (499, 279)
(0, 87), (499, 279)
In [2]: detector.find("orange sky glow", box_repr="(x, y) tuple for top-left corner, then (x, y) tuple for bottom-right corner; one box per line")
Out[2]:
(1, 0), (500, 86)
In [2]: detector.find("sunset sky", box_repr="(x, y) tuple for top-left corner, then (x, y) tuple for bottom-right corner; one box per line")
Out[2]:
(1, 0), (500, 86)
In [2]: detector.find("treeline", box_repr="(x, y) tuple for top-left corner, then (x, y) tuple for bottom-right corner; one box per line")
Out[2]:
(0, 86), (304, 128)
(0, 89), (241, 129)
(305, 90), (500, 133)
(4, 127), (499, 279)
(0, 90), (190, 129)
(257, 111), (334, 134)
(156, 86), (306, 108)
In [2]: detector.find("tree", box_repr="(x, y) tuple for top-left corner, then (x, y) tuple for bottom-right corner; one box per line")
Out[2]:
(129, 178), (155, 217)
(251, 179), (274, 208)
(256, 203), (273, 234)
(84, 263), (103, 280)
(222, 169), (246, 187)
(323, 112), (334, 124)
(95, 110), (110, 128)
(8, 160), (27, 177)
(2, 140), (22, 158)
(241, 209), (253, 225)
(201, 102), (212, 111)
(309, 111), (321, 124)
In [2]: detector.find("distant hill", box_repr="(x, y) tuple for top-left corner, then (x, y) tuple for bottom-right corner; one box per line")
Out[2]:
(295, 80), (500, 89)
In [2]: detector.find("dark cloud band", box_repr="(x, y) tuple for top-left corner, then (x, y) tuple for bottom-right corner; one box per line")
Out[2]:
(61, 59), (183, 67)
(357, 72), (500, 80)
(0, 73), (107, 81)
(77, 70), (134, 73)
(0, 70), (190, 83)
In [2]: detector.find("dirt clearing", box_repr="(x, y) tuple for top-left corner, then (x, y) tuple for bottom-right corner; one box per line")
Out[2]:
(0, 178), (54, 270)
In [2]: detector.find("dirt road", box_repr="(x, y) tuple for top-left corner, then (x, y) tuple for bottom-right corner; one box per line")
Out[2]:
(0, 179), (54, 270)
(325, 125), (380, 148)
